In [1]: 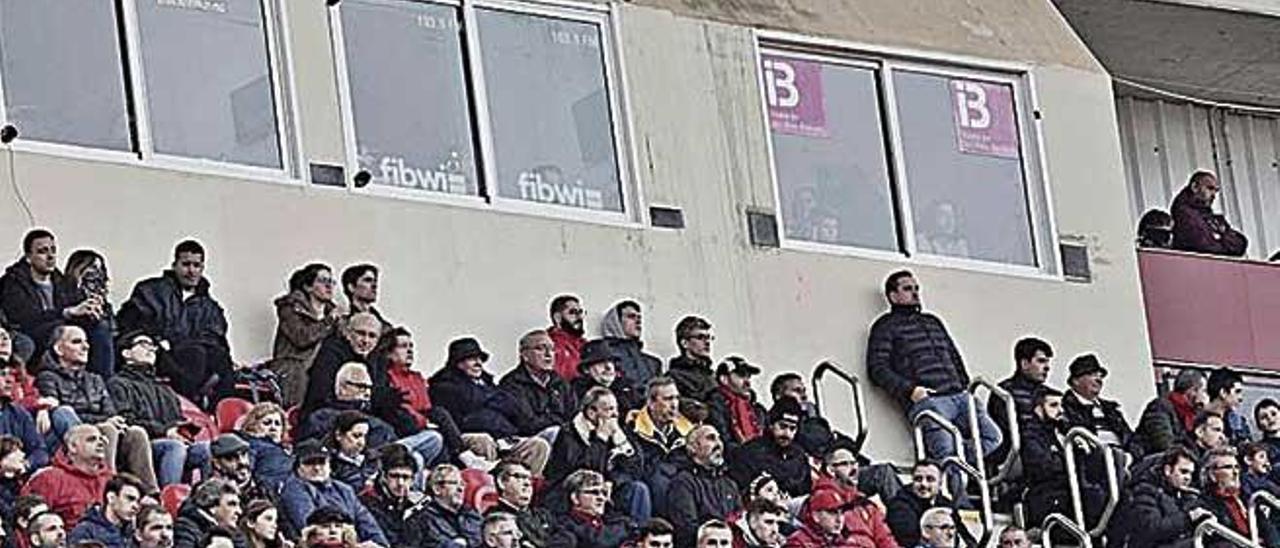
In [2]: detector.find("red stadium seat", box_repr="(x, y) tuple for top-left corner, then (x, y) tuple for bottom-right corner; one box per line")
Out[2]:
(462, 468), (495, 511)
(160, 484), (190, 516)
(215, 398), (254, 434)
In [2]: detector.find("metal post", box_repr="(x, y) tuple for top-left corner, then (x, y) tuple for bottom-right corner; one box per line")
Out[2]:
(970, 377), (1020, 484)
(1194, 518), (1261, 548)
(1041, 513), (1093, 548)
(1249, 491), (1280, 545)
(811, 361), (868, 453)
(1062, 427), (1120, 537)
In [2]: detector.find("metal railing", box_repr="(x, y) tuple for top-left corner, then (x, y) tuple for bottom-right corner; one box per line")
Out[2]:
(1062, 427), (1120, 537)
(1250, 491), (1280, 545)
(969, 377), (1020, 485)
(1041, 513), (1093, 548)
(911, 410), (965, 462)
(811, 361), (869, 453)
(941, 456), (993, 546)
(1195, 518), (1260, 548)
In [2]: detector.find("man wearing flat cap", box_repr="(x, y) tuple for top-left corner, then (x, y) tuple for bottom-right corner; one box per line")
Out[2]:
(204, 433), (275, 504)
(279, 439), (387, 545)
(1063, 354), (1133, 450)
(729, 397), (811, 498)
(706, 356), (766, 453)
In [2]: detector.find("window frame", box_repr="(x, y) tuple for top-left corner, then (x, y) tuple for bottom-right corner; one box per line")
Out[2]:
(328, 0), (640, 227)
(755, 31), (1062, 279)
(0, 0), (301, 184)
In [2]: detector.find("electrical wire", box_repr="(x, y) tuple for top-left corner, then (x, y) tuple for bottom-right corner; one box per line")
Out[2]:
(5, 141), (35, 226)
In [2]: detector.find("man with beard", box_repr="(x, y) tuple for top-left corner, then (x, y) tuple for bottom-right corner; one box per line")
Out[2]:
(1170, 170), (1247, 256)
(547, 295), (586, 382)
(1022, 387), (1107, 530)
(1135, 369), (1206, 457)
(1201, 447), (1278, 545)
(204, 434), (274, 503)
(885, 461), (952, 547)
(663, 425), (741, 546)
(133, 504), (175, 548)
(487, 460), (554, 547)
(729, 398), (811, 498)
(812, 446), (896, 547)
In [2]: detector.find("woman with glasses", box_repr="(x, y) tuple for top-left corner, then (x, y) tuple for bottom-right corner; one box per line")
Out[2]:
(240, 402), (294, 493)
(268, 263), (340, 408)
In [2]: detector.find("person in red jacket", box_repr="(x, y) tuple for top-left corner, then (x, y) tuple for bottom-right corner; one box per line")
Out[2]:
(21, 424), (112, 528)
(546, 295), (586, 381)
(786, 489), (856, 548)
(812, 446), (898, 548)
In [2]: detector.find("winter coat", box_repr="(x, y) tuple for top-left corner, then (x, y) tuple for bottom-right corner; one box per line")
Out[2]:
(332, 451), (377, 494)
(106, 366), (184, 438)
(1171, 184), (1248, 256)
(67, 505), (130, 548)
(117, 271), (229, 350)
(625, 407), (694, 484)
(785, 525), (860, 548)
(570, 374), (643, 416)
(884, 490), (952, 548)
(599, 305), (662, 397)
(1134, 394), (1192, 458)
(297, 399), (397, 449)
(278, 473), (388, 544)
(359, 482), (426, 546)
(1020, 415), (1075, 525)
(1200, 489), (1278, 547)
(866, 304), (970, 410)
(1225, 410), (1253, 448)
(488, 500), (555, 548)
(662, 461), (742, 545)
(173, 502), (246, 548)
(385, 360), (433, 431)
(548, 326), (585, 382)
(811, 478), (899, 548)
(544, 414), (644, 492)
(300, 334), (366, 414)
(500, 365), (578, 436)
(245, 433), (293, 493)
(427, 365), (519, 438)
(707, 386), (766, 453)
(20, 453), (112, 528)
(728, 435), (812, 498)
(268, 290), (339, 405)
(0, 259), (78, 345)
(0, 400), (48, 469)
(547, 510), (635, 548)
(1062, 391), (1133, 449)
(35, 360), (116, 424)
(1125, 477), (1203, 548)
(987, 372), (1040, 464)
(412, 499), (483, 548)
(668, 355), (717, 405)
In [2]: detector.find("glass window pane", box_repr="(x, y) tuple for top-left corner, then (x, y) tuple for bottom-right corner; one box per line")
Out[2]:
(0, 0), (131, 150)
(893, 70), (1036, 266)
(340, 0), (477, 195)
(762, 53), (898, 250)
(477, 9), (623, 212)
(135, 0), (282, 168)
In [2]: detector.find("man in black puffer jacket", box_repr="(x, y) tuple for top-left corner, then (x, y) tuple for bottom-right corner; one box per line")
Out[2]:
(116, 240), (232, 402)
(867, 271), (1001, 466)
(667, 316), (716, 420)
(662, 424), (741, 546)
(728, 398), (810, 498)
(107, 330), (190, 489)
(1123, 446), (1211, 548)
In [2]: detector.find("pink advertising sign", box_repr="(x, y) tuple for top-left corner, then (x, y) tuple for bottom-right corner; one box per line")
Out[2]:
(761, 54), (828, 138)
(950, 79), (1020, 159)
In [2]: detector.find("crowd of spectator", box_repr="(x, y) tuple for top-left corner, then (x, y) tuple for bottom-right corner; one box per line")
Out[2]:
(0, 225), (1268, 548)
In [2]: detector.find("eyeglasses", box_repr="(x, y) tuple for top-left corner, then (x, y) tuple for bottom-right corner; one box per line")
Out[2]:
(386, 472), (414, 482)
(316, 277), (335, 286)
(130, 338), (157, 349)
(1212, 463), (1241, 471)
(566, 308), (584, 315)
(830, 460), (857, 468)
(688, 333), (715, 342)
(925, 524), (957, 531)
(578, 488), (607, 497)
(345, 381), (374, 391)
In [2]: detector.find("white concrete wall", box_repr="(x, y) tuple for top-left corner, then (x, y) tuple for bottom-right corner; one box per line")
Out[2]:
(0, 0), (1152, 463)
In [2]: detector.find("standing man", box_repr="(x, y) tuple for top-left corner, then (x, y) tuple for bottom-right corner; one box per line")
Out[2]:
(117, 240), (232, 401)
(988, 337), (1052, 464)
(867, 271), (1001, 466)
(1062, 355), (1133, 450)
(599, 300), (662, 399)
(1205, 367), (1251, 447)
(1170, 170), (1248, 256)
(547, 295), (586, 382)
(340, 263), (391, 329)
(668, 316), (716, 413)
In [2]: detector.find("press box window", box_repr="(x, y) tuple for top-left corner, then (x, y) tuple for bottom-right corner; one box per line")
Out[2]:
(0, 0), (132, 151)
(760, 51), (899, 252)
(337, 0), (478, 195)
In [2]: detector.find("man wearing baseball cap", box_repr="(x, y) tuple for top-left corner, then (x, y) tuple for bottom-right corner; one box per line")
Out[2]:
(706, 356), (766, 453)
(786, 488), (857, 546)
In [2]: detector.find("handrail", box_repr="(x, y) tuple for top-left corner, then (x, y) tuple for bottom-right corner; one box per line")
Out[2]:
(941, 456), (993, 547)
(1249, 490), (1280, 545)
(811, 361), (868, 453)
(911, 410), (965, 462)
(1195, 518), (1260, 548)
(1041, 513), (1093, 548)
(969, 377), (1020, 484)
(1062, 427), (1120, 538)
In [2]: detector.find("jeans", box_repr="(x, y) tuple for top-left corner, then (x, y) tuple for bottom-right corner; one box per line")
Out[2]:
(186, 441), (212, 481)
(615, 480), (652, 522)
(398, 429), (445, 469)
(84, 320), (115, 378)
(152, 439), (188, 487)
(10, 331), (34, 364)
(909, 392), (1002, 498)
(44, 406), (82, 454)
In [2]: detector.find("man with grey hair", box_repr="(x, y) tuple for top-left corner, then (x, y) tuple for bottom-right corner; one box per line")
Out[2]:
(302, 312), (385, 412)
(481, 512), (522, 548)
(663, 424), (741, 546)
(22, 424), (113, 528)
(545, 387), (648, 520)
(415, 464), (482, 547)
(500, 329), (577, 443)
(627, 375), (694, 516)
(549, 469), (634, 546)
(1171, 170), (1248, 256)
(918, 507), (957, 548)
(1135, 369), (1207, 457)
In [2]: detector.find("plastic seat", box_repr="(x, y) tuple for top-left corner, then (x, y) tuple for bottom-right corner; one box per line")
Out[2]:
(462, 468), (495, 511)
(160, 483), (190, 516)
(215, 398), (254, 434)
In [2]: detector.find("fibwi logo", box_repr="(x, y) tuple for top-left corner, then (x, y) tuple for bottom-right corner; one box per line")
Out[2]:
(517, 168), (604, 210)
(156, 0), (227, 14)
(377, 156), (468, 195)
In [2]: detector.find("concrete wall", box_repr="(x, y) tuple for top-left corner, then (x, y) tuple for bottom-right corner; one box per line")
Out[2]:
(0, 0), (1152, 462)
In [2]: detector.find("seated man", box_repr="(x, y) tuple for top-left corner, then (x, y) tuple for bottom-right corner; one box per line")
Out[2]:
(487, 460), (554, 548)
(916, 508), (957, 548)
(204, 434), (274, 503)
(996, 526), (1030, 548)
(0, 229), (114, 377)
(299, 362), (443, 471)
(0, 357), (48, 469)
(1124, 446), (1211, 548)
(885, 461), (952, 548)
(117, 240), (232, 401)
(626, 376), (694, 516)
(662, 425), (741, 546)
(482, 512), (524, 548)
(1170, 170), (1248, 256)
(770, 372), (854, 461)
(500, 330), (578, 444)
(667, 316), (716, 412)
(730, 499), (788, 548)
(36, 326), (158, 493)
(544, 387), (649, 520)
(278, 439), (387, 544)
(414, 464), (482, 548)
(172, 478), (241, 548)
(1258, 400), (1280, 482)
(1134, 369), (1206, 457)
(546, 295), (586, 382)
(728, 398), (811, 499)
(1205, 367), (1251, 447)
(26, 510), (67, 548)
(134, 504), (176, 548)
(813, 446), (895, 547)
(548, 469), (635, 547)
(106, 330), (189, 488)
(866, 271), (1001, 470)
(429, 337), (550, 474)
(784, 489), (858, 548)
(599, 300), (662, 404)
(67, 473), (144, 547)
(22, 425), (113, 528)
(706, 357), (766, 454)
(1200, 447), (1278, 545)
(573, 339), (645, 413)
(301, 312), (383, 414)
(697, 520), (734, 548)
(1062, 354), (1133, 450)
(360, 445), (424, 546)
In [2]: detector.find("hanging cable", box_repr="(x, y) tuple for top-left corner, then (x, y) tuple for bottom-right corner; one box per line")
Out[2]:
(2, 124), (36, 226)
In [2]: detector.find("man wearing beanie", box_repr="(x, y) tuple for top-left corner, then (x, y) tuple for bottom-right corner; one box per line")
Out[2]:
(729, 397), (811, 498)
